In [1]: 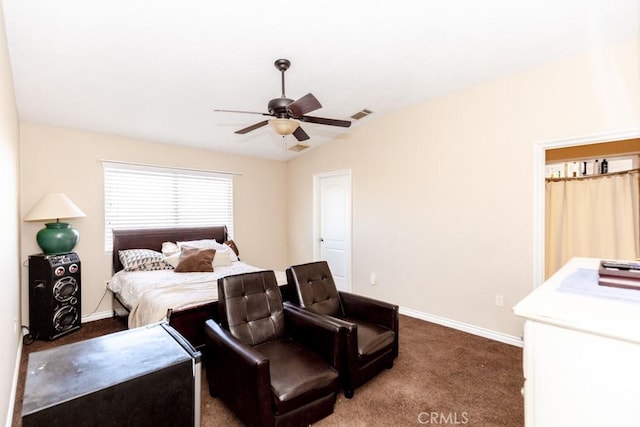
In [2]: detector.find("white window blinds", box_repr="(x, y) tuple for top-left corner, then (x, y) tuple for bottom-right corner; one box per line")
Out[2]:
(103, 161), (234, 251)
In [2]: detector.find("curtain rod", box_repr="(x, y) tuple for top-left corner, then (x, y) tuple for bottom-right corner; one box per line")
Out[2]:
(546, 168), (639, 182)
(98, 159), (243, 176)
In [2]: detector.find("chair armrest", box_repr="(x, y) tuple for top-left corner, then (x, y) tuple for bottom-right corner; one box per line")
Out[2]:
(339, 292), (399, 357)
(283, 302), (345, 370)
(203, 320), (272, 426)
(339, 291), (398, 330)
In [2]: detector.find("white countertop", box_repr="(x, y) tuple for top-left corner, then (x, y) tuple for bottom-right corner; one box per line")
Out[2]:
(513, 257), (640, 344)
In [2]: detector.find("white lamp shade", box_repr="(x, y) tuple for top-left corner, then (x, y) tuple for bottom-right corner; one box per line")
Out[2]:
(268, 118), (299, 136)
(24, 193), (87, 222)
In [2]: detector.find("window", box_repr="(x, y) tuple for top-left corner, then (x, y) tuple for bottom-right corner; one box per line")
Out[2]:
(103, 161), (233, 251)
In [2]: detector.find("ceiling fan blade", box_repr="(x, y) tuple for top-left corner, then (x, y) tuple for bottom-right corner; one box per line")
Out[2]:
(300, 115), (352, 128)
(287, 93), (322, 117)
(235, 120), (269, 134)
(215, 109), (270, 116)
(293, 126), (310, 142)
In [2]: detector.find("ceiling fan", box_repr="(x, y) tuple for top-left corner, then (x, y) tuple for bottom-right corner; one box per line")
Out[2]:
(215, 59), (351, 142)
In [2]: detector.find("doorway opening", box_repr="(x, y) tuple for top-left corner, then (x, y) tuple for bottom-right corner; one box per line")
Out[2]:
(533, 129), (640, 286)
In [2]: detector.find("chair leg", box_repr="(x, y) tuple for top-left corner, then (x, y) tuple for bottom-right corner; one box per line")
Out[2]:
(344, 389), (354, 399)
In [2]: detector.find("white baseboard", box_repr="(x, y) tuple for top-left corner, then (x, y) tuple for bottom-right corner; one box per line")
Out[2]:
(81, 307), (523, 347)
(81, 310), (114, 323)
(399, 306), (523, 348)
(6, 338), (22, 427)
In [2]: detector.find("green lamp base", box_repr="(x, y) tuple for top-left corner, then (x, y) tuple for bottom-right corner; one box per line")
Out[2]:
(36, 222), (79, 255)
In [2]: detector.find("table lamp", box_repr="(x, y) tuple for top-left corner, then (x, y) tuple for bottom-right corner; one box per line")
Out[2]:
(24, 193), (87, 255)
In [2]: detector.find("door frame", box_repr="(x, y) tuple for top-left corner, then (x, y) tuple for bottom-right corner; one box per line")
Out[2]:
(532, 127), (640, 288)
(313, 169), (352, 289)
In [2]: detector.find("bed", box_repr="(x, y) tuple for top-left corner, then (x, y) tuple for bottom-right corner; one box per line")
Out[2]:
(108, 226), (289, 349)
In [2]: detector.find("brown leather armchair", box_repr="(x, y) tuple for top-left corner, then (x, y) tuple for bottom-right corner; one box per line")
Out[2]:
(203, 270), (342, 427)
(285, 261), (399, 399)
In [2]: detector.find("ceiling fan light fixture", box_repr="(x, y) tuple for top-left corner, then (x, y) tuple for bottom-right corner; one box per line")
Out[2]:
(268, 118), (299, 136)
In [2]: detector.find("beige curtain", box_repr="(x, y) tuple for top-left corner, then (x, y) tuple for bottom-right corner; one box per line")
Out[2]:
(545, 170), (640, 278)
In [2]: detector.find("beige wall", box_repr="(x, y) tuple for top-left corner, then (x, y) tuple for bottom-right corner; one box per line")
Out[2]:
(19, 123), (289, 325)
(0, 1), (21, 424)
(288, 38), (640, 338)
(5, 27), (639, 427)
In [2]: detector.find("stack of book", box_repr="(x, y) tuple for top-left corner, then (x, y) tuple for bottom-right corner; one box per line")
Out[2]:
(598, 260), (640, 290)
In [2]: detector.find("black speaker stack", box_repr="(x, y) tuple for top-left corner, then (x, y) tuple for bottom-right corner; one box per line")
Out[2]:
(28, 252), (81, 340)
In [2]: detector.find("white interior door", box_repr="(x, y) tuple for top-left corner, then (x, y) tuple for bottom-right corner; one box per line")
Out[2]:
(314, 171), (351, 292)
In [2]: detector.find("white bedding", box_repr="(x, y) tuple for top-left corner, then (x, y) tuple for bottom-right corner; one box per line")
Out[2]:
(108, 261), (286, 328)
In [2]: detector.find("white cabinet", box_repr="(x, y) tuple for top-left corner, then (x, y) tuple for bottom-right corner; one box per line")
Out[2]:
(514, 258), (640, 427)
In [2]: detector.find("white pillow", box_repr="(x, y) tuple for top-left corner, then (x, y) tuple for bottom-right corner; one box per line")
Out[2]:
(177, 239), (217, 249)
(223, 244), (238, 261)
(213, 250), (232, 267)
(164, 251), (181, 268)
(162, 241), (180, 256)
(177, 239), (238, 261)
(223, 245), (238, 262)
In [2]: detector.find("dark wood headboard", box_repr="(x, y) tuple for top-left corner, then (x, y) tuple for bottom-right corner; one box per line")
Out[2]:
(112, 226), (228, 273)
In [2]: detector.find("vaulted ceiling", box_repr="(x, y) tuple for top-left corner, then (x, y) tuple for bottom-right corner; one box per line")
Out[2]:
(3, 0), (639, 160)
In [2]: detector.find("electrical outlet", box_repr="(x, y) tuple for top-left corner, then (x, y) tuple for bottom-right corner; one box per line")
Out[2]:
(370, 272), (377, 285)
(495, 295), (504, 307)
(105, 280), (110, 289)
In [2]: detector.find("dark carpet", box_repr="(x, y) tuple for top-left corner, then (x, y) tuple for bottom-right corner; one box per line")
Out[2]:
(13, 315), (523, 426)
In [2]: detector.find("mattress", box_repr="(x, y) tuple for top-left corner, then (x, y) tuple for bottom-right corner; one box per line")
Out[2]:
(108, 262), (287, 328)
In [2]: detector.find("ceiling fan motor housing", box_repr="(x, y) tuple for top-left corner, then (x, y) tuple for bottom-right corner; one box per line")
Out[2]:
(268, 97), (294, 118)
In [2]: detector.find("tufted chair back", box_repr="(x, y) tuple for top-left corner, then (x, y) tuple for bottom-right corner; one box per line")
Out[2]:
(286, 260), (399, 399)
(217, 270), (285, 346)
(286, 261), (343, 317)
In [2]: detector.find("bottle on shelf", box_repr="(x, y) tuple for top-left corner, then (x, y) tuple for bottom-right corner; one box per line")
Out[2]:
(601, 158), (608, 174)
(572, 161), (577, 178)
(594, 159), (600, 175)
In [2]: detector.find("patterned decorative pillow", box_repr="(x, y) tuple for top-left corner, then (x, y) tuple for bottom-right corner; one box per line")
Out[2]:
(119, 249), (174, 272)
